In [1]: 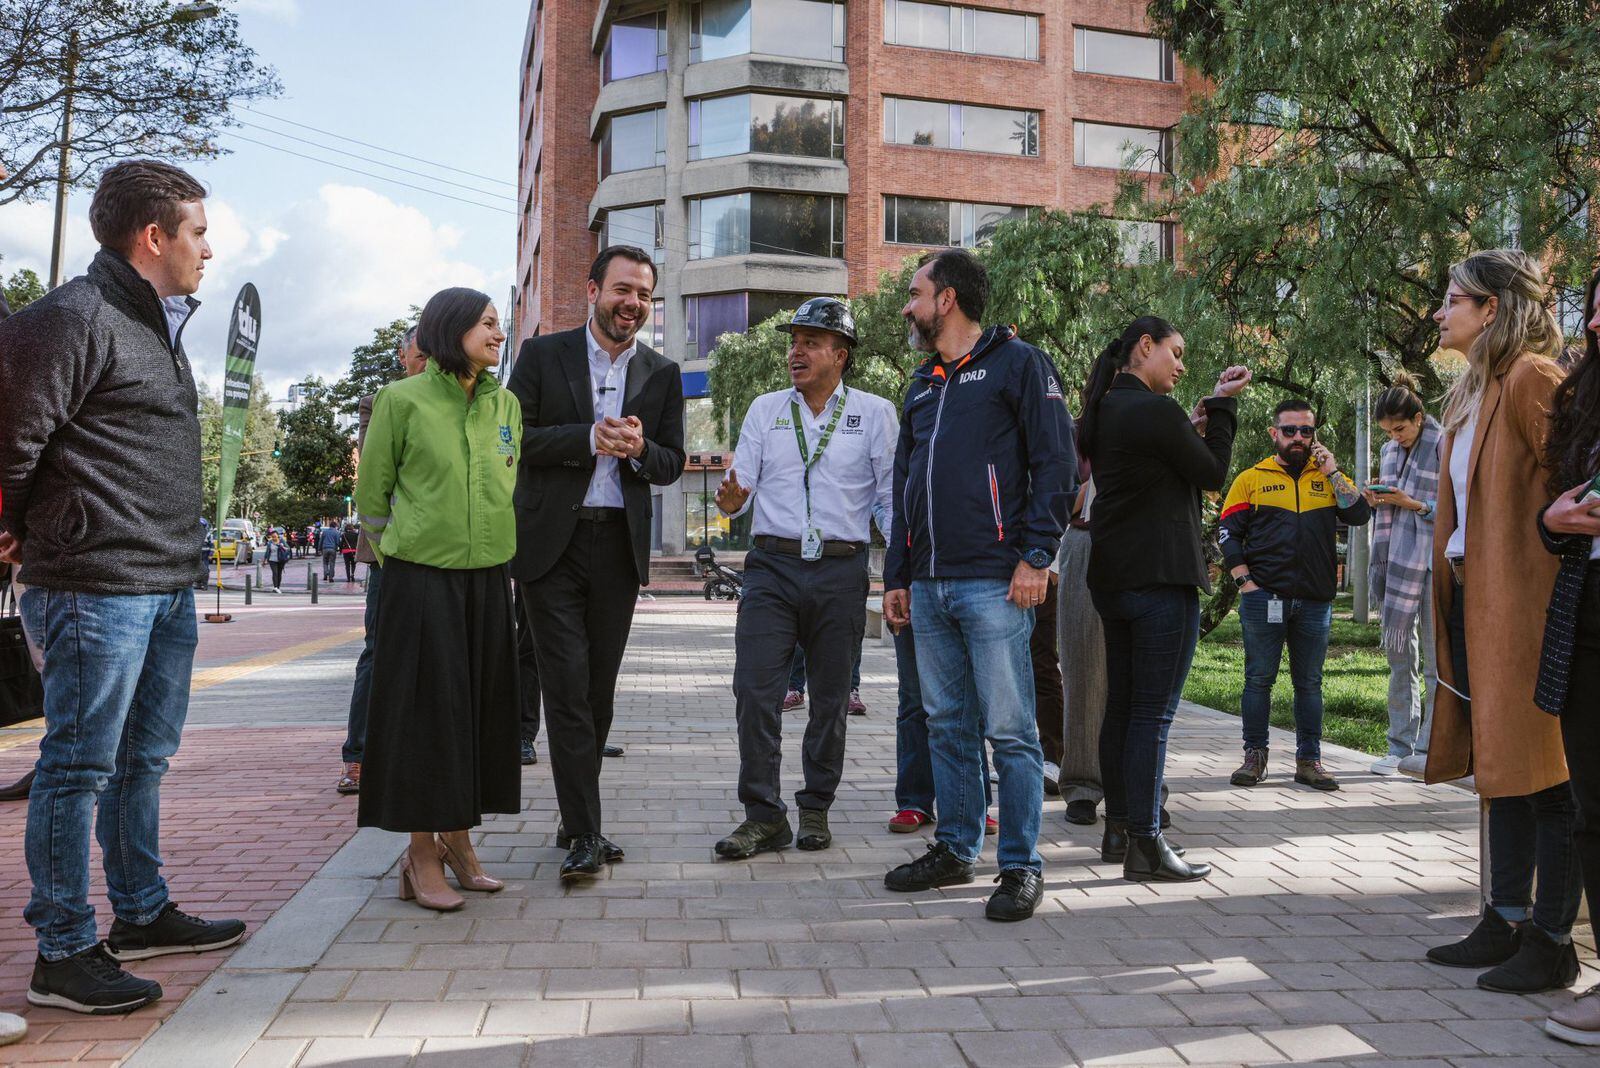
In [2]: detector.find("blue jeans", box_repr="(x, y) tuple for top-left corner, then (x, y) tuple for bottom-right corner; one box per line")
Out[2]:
(1092, 584), (1199, 839)
(911, 579), (1042, 873)
(343, 562), (383, 763)
(19, 587), (197, 960)
(893, 626), (989, 818)
(1238, 592), (1332, 760)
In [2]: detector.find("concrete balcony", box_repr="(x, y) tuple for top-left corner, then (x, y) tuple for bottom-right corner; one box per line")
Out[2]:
(589, 72), (669, 138)
(680, 253), (849, 297)
(684, 54), (848, 99)
(588, 168), (667, 226)
(682, 154), (847, 199)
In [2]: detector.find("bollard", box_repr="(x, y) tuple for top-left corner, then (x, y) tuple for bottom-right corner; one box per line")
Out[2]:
(309, 572), (318, 604)
(306, 562), (313, 590)
(244, 574), (252, 606)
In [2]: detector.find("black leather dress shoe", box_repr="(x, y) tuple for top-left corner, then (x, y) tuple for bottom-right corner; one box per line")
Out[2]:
(560, 834), (606, 880)
(602, 744), (624, 758)
(555, 824), (623, 862)
(1123, 834), (1210, 883)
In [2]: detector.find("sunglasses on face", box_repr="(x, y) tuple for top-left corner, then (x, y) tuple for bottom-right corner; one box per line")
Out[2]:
(1275, 425), (1316, 438)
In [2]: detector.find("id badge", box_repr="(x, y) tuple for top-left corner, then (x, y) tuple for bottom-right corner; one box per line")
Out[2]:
(1267, 596), (1284, 624)
(801, 527), (824, 561)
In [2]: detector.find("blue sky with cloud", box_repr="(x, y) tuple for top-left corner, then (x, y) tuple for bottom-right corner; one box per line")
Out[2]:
(0, 0), (530, 401)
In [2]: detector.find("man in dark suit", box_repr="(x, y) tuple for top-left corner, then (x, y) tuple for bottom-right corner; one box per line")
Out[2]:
(507, 245), (685, 880)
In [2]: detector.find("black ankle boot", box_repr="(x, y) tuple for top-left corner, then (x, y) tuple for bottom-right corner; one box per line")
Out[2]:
(1477, 924), (1580, 994)
(1123, 834), (1210, 883)
(1426, 907), (1521, 969)
(1100, 821), (1128, 863)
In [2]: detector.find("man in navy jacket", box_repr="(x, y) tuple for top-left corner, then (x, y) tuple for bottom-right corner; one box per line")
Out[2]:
(881, 249), (1075, 921)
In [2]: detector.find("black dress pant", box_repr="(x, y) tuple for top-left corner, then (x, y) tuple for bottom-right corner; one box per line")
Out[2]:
(733, 548), (867, 822)
(1559, 561), (1600, 926)
(514, 582), (541, 744)
(525, 519), (638, 836)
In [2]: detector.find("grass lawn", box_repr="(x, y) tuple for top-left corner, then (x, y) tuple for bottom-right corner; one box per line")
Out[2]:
(1183, 594), (1392, 755)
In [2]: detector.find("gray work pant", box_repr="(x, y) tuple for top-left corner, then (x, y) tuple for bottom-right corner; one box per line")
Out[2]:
(733, 547), (867, 822)
(1384, 580), (1438, 757)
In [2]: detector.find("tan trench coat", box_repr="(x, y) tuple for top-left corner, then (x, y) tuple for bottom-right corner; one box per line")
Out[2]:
(1425, 353), (1567, 797)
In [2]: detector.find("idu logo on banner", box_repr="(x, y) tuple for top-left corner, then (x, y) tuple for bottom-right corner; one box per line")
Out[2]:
(234, 300), (259, 347)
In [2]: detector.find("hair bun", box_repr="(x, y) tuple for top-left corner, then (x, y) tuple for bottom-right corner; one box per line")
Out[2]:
(1390, 370), (1421, 395)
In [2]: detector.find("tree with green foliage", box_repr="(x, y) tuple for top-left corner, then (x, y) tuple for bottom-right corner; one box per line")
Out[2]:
(275, 379), (354, 505)
(327, 309), (421, 418)
(198, 374), (285, 524)
(2, 265), (44, 311)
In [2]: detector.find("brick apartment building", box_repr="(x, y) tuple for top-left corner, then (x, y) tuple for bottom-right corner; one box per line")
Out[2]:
(514, 0), (1197, 555)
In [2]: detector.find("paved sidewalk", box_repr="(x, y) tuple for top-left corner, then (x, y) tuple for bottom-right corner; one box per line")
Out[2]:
(123, 602), (1594, 1067)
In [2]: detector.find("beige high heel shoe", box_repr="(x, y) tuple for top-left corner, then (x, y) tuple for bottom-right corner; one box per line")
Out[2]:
(399, 849), (464, 911)
(439, 839), (505, 893)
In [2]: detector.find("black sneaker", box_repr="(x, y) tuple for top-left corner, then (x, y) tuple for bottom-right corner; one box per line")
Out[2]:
(106, 903), (246, 962)
(986, 867), (1044, 922)
(520, 739), (537, 765)
(28, 944), (162, 1014)
(884, 841), (975, 892)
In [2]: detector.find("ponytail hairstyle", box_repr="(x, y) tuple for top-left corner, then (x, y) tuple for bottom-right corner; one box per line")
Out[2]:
(1439, 249), (1562, 432)
(1546, 264), (1600, 497)
(1077, 315), (1176, 461)
(1372, 370), (1426, 423)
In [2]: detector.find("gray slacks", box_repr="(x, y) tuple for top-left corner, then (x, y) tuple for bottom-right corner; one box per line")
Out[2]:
(1057, 528), (1108, 805)
(1384, 580), (1438, 758)
(733, 547), (867, 822)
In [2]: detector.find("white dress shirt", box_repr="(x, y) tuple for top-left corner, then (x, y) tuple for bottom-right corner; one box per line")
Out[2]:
(583, 319), (637, 509)
(725, 381), (897, 542)
(1445, 412), (1477, 559)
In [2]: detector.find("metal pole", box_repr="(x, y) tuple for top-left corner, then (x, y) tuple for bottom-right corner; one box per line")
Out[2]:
(309, 572), (318, 605)
(47, 31), (79, 290)
(1351, 374), (1372, 622)
(244, 573), (252, 606)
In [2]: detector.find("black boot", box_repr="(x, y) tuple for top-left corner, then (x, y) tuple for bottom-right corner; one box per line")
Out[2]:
(1100, 821), (1128, 863)
(1426, 907), (1521, 969)
(1123, 834), (1210, 883)
(1477, 924), (1580, 994)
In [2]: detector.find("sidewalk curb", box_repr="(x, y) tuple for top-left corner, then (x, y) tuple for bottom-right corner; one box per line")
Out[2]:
(123, 826), (404, 1068)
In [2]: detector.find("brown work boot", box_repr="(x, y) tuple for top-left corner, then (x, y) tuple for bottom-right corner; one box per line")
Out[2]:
(335, 762), (361, 795)
(1294, 759), (1340, 791)
(1229, 748), (1268, 787)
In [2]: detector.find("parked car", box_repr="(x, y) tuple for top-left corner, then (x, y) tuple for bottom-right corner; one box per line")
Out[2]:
(210, 529), (249, 562)
(221, 517), (259, 551)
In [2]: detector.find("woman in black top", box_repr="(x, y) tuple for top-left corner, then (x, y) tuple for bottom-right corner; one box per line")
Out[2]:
(1081, 316), (1249, 883)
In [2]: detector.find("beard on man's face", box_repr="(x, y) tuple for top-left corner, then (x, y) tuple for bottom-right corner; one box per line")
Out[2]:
(905, 308), (943, 353)
(595, 298), (642, 345)
(1276, 439), (1309, 469)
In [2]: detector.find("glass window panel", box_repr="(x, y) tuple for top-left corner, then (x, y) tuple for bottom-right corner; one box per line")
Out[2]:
(753, 0), (838, 60)
(747, 291), (802, 326)
(1074, 120), (1169, 171)
(604, 13), (666, 83)
(686, 292), (749, 358)
(1114, 220), (1174, 264)
(751, 192), (833, 256)
(693, 94), (751, 158)
(1075, 28), (1171, 81)
(886, 97), (951, 148)
(691, 193), (749, 259)
(886, 0), (952, 49)
(604, 109), (664, 175)
(959, 104), (1037, 156)
(967, 8), (1030, 59)
(885, 195), (954, 245)
(749, 94), (838, 157)
(683, 397), (722, 453)
(603, 204), (664, 263)
(695, 0), (751, 61)
(970, 202), (1026, 245)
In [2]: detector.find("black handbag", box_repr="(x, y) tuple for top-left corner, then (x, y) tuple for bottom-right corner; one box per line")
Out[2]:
(0, 568), (43, 726)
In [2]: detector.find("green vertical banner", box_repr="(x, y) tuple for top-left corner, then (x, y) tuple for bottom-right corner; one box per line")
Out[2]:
(215, 282), (262, 528)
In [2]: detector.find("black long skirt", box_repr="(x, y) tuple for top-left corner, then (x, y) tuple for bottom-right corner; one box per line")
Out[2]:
(357, 557), (522, 831)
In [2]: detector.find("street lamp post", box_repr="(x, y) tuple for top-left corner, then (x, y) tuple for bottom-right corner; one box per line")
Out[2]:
(45, 2), (221, 289)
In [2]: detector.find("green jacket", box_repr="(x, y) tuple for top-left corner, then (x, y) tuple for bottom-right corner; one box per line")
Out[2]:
(355, 360), (521, 569)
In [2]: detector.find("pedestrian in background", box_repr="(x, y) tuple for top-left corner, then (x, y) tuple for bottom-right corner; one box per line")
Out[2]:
(318, 519), (342, 583)
(354, 287), (520, 912)
(782, 641), (866, 715)
(882, 250), (1074, 922)
(1536, 265), (1600, 1045)
(1057, 449), (1107, 826)
(340, 522), (358, 583)
(336, 325), (427, 796)
(1082, 316), (1249, 883)
(1423, 248), (1579, 995)
(263, 530), (289, 593)
(1365, 372), (1441, 775)
(0, 160), (245, 1014)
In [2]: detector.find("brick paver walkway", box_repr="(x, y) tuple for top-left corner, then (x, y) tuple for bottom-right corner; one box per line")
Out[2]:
(157, 602), (1592, 1068)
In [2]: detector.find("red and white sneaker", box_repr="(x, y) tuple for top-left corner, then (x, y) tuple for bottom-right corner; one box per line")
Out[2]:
(985, 815), (999, 834)
(887, 809), (932, 833)
(781, 690), (805, 711)
(847, 690), (867, 715)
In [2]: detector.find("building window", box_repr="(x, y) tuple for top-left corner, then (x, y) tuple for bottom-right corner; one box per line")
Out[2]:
(603, 11), (668, 84)
(644, 297), (666, 350)
(691, 0), (846, 64)
(1073, 120), (1172, 172)
(1113, 219), (1175, 264)
(882, 0), (1038, 61)
(599, 108), (667, 178)
(689, 94), (845, 160)
(884, 195), (1027, 247)
(689, 193), (845, 259)
(883, 97), (1039, 156)
(599, 203), (665, 265)
(685, 291), (807, 358)
(1074, 27), (1173, 82)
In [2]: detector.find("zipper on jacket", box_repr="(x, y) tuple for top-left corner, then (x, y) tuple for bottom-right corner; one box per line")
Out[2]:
(925, 377), (953, 577)
(987, 464), (1004, 542)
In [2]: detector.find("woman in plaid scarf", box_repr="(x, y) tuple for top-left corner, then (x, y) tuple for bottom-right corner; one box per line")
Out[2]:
(1364, 372), (1441, 776)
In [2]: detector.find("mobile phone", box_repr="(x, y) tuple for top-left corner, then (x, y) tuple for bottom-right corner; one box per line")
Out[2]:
(1368, 483), (1397, 495)
(1582, 472), (1600, 504)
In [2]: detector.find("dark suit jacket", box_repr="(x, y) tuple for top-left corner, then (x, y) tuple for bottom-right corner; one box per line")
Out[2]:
(507, 326), (685, 585)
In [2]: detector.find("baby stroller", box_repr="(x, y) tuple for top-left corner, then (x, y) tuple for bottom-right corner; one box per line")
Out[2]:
(694, 544), (743, 601)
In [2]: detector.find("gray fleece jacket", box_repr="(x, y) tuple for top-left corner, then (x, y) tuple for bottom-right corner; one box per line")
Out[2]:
(0, 247), (205, 594)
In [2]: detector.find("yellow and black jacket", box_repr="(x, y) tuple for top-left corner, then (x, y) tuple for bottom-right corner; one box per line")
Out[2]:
(1218, 456), (1371, 602)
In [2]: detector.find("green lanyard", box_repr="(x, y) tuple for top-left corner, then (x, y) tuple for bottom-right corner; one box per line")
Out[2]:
(789, 387), (847, 527)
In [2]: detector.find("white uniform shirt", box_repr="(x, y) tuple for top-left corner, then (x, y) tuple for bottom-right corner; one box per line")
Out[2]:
(725, 382), (897, 542)
(582, 320), (637, 509)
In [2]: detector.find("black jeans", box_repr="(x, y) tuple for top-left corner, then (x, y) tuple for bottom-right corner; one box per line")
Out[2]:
(342, 563), (382, 763)
(513, 581), (541, 744)
(268, 560), (286, 589)
(1446, 573), (1582, 937)
(1559, 561), (1600, 933)
(1091, 584), (1200, 839)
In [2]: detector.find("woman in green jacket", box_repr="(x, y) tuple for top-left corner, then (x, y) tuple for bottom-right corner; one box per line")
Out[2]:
(354, 287), (522, 912)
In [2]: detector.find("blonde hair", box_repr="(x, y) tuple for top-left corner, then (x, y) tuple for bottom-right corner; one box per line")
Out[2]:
(1440, 249), (1561, 432)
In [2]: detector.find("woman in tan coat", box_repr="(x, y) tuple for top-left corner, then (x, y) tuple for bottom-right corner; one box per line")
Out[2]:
(1423, 249), (1580, 994)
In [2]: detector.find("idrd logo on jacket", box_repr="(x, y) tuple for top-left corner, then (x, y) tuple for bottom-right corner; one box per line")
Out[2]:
(958, 369), (986, 384)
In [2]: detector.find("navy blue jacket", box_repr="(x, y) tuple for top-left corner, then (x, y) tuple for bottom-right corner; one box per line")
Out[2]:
(885, 326), (1076, 588)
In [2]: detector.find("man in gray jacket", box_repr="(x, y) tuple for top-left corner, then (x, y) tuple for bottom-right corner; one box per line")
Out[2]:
(0, 161), (245, 1015)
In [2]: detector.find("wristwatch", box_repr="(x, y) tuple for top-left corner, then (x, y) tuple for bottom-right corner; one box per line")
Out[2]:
(1233, 572), (1253, 590)
(1023, 548), (1052, 570)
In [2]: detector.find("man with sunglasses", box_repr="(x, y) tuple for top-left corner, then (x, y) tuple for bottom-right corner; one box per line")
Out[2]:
(1219, 398), (1370, 791)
